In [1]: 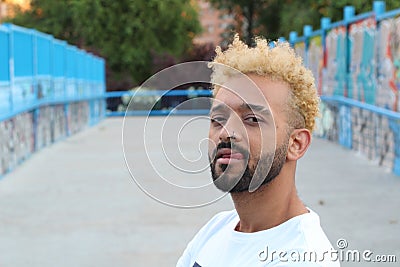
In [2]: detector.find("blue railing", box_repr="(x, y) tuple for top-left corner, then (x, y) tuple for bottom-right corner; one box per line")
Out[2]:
(0, 23), (106, 177)
(286, 0), (400, 175)
(105, 89), (212, 116)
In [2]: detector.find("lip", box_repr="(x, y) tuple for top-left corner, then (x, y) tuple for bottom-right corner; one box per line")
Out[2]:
(216, 148), (244, 164)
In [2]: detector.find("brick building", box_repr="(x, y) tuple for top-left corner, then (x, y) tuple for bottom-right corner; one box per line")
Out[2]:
(193, 0), (235, 47)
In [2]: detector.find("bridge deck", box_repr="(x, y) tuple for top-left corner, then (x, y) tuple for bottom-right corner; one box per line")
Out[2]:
(0, 117), (399, 267)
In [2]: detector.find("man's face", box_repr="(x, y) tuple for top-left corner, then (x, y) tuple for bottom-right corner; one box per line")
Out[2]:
(208, 74), (291, 193)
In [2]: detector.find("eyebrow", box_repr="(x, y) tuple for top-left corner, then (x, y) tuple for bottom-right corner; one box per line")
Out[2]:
(210, 103), (271, 117)
(209, 103), (228, 114)
(239, 103), (271, 116)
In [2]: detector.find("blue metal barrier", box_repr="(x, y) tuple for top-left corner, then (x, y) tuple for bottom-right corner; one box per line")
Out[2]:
(0, 23), (106, 178)
(105, 89), (212, 117)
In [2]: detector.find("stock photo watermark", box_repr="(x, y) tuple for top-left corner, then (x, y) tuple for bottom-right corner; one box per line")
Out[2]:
(258, 238), (397, 264)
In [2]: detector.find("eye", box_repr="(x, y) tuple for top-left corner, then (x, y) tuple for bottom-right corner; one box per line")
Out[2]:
(210, 116), (226, 126)
(244, 116), (261, 124)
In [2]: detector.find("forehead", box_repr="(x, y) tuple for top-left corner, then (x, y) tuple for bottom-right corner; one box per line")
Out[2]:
(213, 74), (290, 112)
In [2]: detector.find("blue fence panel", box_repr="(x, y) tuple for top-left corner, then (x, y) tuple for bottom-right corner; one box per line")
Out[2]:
(0, 25), (10, 113)
(35, 31), (52, 99)
(36, 32), (51, 76)
(11, 25), (35, 108)
(13, 26), (33, 77)
(53, 39), (66, 98)
(101, 59), (106, 91)
(85, 53), (93, 95)
(87, 54), (95, 94)
(0, 25), (9, 82)
(0, 23), (106, 178)
(97, 58), (106, 94)
(65, 45), (77, 97)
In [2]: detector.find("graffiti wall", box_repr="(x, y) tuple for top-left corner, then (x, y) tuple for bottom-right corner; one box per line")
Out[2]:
(376, 17), (400, 111)
(294, 42), (306, 66)
(0, 112), (34, 175)
(315, 100), (400, 174)
(314, 101), (338, 142)
(349, 18), (376, 104)
(0, 101), (104, 176)
(308, 37), (324, 95)
(293, 12), (400, 175)
(324, 26), (347, 97)
(301, 15), (400, 112)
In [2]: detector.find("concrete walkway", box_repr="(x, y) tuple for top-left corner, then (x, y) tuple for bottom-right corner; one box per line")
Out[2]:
(0, 117), (399, 267)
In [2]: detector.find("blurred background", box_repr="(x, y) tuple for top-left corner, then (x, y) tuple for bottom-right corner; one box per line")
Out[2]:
(2, 0), (399, 92)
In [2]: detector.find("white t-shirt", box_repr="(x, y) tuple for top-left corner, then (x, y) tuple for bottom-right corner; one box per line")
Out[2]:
(177, 209), (340, 267)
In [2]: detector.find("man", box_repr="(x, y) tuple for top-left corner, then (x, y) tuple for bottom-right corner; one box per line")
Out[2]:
(177, 35), (339, 266)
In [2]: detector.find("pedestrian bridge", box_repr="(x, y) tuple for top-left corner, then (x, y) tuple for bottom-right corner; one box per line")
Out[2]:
(0, 116), (399, 267)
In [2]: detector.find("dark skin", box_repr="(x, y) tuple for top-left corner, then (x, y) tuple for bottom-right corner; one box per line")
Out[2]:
(209, 74), (311, 233)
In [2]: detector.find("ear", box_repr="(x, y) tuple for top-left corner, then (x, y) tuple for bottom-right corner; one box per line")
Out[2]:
(286, 129), (311, 161)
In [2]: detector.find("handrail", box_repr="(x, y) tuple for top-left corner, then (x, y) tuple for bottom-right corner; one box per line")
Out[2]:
(321, 96), (400, 120)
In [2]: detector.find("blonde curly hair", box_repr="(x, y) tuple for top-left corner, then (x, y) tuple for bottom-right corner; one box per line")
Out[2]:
(209, 35), (320, 133)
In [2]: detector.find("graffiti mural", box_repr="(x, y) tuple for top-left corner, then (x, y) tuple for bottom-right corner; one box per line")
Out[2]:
(351, 107), (395, 169)
(338, 105), (352, 148)
(317, 100), (398, 173)
(376, 17), (400, 111)
(0, 102), (97, 176)
(35, 105), (67, 150)
(314, 101), (338, 142)
(308, 37), (324, 95)
(325, 26), (347, 97)
(349, 18), (376, 104)
(294, 42), (305, 64)
(0, 112), (34, 175)
(68, 102), (90, 135)
(293, 13), (400, 175)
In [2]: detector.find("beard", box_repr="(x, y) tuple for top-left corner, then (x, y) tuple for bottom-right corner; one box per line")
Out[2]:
(209, 141), (288, 193)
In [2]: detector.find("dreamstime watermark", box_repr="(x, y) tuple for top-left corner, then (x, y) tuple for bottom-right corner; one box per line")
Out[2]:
(258, 238), (397, 263)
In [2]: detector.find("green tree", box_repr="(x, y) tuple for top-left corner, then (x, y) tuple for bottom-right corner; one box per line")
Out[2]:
(9, 0), (201, 89)
(209, 0), (271, 45)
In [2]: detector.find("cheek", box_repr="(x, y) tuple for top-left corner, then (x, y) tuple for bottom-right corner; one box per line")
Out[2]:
(208, 130), (218, 153)
(208, 128), (219, 142)
(247, 130), (262, 158)
(247, 126), (276, 156)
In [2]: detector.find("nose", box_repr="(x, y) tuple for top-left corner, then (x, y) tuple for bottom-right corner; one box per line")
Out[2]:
(219, 129), (236, 142)
(218, 118), (242, 143)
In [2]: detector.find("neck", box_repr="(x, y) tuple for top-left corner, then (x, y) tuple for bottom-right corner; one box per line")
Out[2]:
(230, 164), (308, 233)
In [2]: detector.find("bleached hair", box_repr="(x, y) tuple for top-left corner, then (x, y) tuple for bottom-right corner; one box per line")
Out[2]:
(208, 34), (320, 132)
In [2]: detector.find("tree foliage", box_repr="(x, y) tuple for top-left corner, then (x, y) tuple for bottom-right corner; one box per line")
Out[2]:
(9, 0), (201, 90)
(209, 0), (400, 44)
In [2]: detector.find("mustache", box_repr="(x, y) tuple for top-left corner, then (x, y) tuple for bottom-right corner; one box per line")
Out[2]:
(210, 141), (249, 161)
